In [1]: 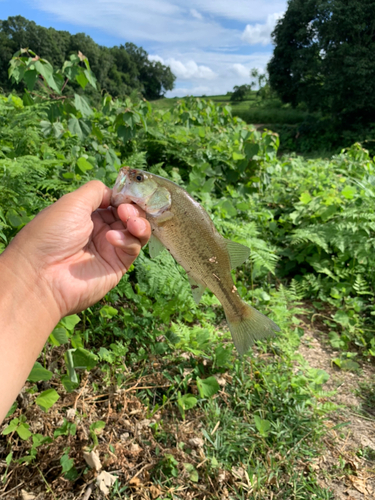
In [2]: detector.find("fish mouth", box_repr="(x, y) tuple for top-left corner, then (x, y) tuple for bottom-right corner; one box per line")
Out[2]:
(111, 167), (130, 207)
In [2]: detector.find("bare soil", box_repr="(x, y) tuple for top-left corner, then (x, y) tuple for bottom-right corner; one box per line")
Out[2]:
(299, 328), (375, 499)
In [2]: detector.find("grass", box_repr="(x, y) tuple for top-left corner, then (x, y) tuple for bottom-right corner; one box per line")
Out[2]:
(0, 286), (336, 499)
(152, 92), (312, 126)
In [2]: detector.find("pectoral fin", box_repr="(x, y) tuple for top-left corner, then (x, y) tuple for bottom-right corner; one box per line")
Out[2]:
(188, 276), (206, 304)
(225, 239), (250, 268)
(148, 234), (165, 258)
(154, 211), (174, 223)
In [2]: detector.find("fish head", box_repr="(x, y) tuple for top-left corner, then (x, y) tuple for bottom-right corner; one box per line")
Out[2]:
(111, 167), (172, 215)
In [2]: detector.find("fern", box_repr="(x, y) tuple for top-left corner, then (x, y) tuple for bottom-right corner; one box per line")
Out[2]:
(135, 251), (195, 309)
(214, 219), (279, 274)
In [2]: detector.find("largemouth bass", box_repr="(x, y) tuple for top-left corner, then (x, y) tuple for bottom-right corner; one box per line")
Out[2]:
(111, 167), (280, 355)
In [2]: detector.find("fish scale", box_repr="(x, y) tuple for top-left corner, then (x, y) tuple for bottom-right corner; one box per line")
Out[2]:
(111, 167), (280, 355)
(150, 186), (239, 315)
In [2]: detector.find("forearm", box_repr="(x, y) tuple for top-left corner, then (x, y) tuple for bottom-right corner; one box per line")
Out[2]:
(0, 248), (61, 422)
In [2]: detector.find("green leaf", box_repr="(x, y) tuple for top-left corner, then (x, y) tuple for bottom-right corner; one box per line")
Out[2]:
(60, 314), (81, 331)
(49, 326), (69, 346)
(333, 310), (350, 327)
(34, 60), (60, 93)
(5, 402), (18, 418)
(98, 347), (115, 363)
(27, 362), (53, 382)
(308, 368), (329, 385)
(36, 389), (60, 412)
(214, 345), (233, 367)
(300, 192), (312, 204)
(52, 122), (65, 139)
(75, 71), (88, 89)
(254, 415), (271, 437)
(61, 375), (80, 393)
(244, 142), (259, 158)
(60, 453), (74, 473)
(72, 348), (98, 370)
(5, 452), (13, 466)
(90, 420), (106, 434)
(184, 463), (199, 482)
(339, 359), (360, 371)
(341, 185), (356, 199)
(99, 305), (118, 318)
(23, 69), (38, 91)
(178, 394), (197, 411)
(220, 199), (237, 217)
(17, 423), (32, 440)
(23, 89), (34, 106)
(83, 68), (97, 89)
(68, 116), (83, 140)
(232, 152), (245, 161)
(2, 418), (19, 435)
(196, 377), (220, 399)
(117, 125), (134, 142)
(74, 94), (93, 118)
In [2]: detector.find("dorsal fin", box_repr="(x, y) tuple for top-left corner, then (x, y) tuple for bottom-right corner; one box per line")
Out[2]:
(225, 239), (250, 269)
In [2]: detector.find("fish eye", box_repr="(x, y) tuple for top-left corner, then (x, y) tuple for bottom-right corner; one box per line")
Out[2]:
(136, 174), (144, 182)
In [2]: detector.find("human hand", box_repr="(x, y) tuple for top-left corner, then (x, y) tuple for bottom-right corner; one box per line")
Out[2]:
(1, 180), (151, 320)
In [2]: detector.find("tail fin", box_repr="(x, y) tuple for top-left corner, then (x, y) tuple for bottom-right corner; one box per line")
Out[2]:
(225, 302), (280, 356)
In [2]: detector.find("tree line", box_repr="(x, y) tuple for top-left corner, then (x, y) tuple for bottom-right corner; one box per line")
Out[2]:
(0, 16), (175, 100)
(268, 0), (375, 126)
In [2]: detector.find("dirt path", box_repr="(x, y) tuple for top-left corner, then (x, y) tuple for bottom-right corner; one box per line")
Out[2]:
(298, 328), (375, 499)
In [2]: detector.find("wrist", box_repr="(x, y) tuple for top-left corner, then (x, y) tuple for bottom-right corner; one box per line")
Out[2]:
(0, 244), (61, 328)
(0, 247), (62, 422)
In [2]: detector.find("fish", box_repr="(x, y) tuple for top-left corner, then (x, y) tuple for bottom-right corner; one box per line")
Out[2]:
(111, 167), (280, 355)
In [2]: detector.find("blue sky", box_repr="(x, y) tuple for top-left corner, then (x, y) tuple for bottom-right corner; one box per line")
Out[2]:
(0, 0), (287, 96)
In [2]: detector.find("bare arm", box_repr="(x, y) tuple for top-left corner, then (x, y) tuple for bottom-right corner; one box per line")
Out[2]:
(0, 180), (151, 422)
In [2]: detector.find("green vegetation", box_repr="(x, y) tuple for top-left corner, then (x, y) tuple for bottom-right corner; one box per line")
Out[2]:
(0, 51), (374, 499)
(0, 16), (175, 99)
(153, 93), (312, 133)
(269, 0), (375, 124)
(267, 0), (375, 152)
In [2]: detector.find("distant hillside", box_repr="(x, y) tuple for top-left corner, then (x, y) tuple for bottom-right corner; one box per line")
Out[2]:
(0, 15), (176, 100)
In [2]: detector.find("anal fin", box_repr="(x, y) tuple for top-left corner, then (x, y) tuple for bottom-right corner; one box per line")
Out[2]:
(188, 276), (206, 304)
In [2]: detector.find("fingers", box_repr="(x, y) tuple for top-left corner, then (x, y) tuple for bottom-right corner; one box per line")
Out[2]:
(67, 180), (113, 213)
(117, 203), (147, 220)
(107, 203), (151, 247)
(106, 229), (142, 257)
(106, 214), (151, 250)
(106, 221), (150, 271)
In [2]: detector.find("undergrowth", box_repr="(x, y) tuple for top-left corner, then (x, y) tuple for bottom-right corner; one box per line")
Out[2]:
(0, 50), (373, 499)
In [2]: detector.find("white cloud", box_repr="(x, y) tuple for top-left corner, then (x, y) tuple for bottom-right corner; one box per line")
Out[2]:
(232, 63), (250, 78)
(190, 9), (203, 20)
(31, 0), (284, 96)
(190, 0), (287, 23)
(149, 55), (216, 80)
(242, 13), (283, 46)
(33, 0), (236, 47)
(161, 50), (271, 97)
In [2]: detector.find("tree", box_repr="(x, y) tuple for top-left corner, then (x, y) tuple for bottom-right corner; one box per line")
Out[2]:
(0, 16), (176, 99)
(268, 0), (375, 124)
(230, 84), (251, 101)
